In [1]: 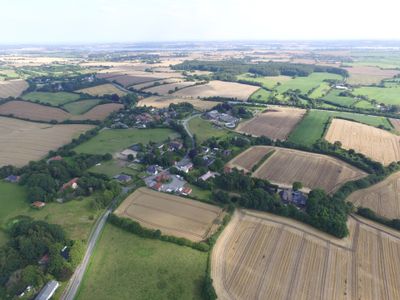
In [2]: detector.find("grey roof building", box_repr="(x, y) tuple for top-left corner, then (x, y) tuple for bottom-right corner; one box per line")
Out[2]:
(35, 280), (59, 300)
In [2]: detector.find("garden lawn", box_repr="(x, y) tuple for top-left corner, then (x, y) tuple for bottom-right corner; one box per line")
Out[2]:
(74, 128), (179, 155)
(76, 224), (207, 300)
(22, 92), (80, 106)
(89, 159), (139, 179)
(62, 99), (102, 114)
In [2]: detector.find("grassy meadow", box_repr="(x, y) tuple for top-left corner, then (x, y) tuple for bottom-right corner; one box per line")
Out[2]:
(353, 86), (400, 106)
(62, 99), (102, 114)
(22, 91), (81, 106)
(276, 72), (342, 94)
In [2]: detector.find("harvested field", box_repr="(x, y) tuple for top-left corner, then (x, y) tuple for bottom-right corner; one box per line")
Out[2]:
(137, 96), (219, 111)
(131, 78), (182, 90)
(347, 172), (400, 219)
(236, 106), (305, 140)
(212, 209), (400, 300)
(325, 119), (400, 165)
(0, 79), (28, 98)
(345, 66), (400, 85)
(173, 80), (260, 101)
(114, 188), (223, 242)
(391, 118), (400, 131)
(76, 83), (126, 97)
(143, 81), (196, 95)
(0, 117), (93, 167)
(226, 146), (274, 173)
(101, 71), (183, 87)
(72, 103), (123, 121)
(240, 146), (367, 192)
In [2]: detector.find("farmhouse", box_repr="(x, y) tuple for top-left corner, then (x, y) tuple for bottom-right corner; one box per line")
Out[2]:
(113, 174), (132, 183)
(175, 159), (193, 173)
(279, 189), (307, 206)
(61, 178), (79, 191)
(4, 175), (20, 183)
(35, 280), (59, 300)
(199, 171), (219, 181)
(32, 201), (46, 209)
(118, 149), (138, 160)
(47, 156), (63, 164)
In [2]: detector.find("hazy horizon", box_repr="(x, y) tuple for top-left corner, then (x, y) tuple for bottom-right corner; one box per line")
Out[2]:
(2, 0), (400, 44)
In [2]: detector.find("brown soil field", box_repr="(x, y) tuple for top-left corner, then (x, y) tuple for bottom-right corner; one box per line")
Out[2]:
(114, 187), (223, 242)
(76, 83), (127, 97)
(0, 101), (122, 122)
(325, 119), (400, 165)
(143, 81), (196, 95)
(390, 118), (400, 132)
(347, 171), (400, 219)
(247, 146), (367, 192)
(0, 116), (93, 167)
(212, 209), (400, 300)
(137, 96), (219, 111)
(0, 79), (28, 98)
(226, 146), (274, 173)
(173, 80), (260, 101)
(236, 106), (305, 140)
(345, 66), (400, 85)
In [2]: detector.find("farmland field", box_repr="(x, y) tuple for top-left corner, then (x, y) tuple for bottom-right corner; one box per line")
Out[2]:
(237, 74), (292, 89)
(76, 83), (127, 97)
(74, 128), (178, 155)
(137, 95), (219, 111)
(212, 209), (400, 300)
(325, 119), (400, 165)
(275, 73), (342, 94)
(245, 146), (367, 192)
(288, 110), (393, 146)
(105, 71), (183, 87)
(249, 88), (271, 102)
(73, 103), (123, 121)
(345, 66), (400, 85)
(143, 81), (196, 95)
(22, 91), (80, 106)
(322, 89), (358, 107)
(76, 224), (207, 300)
(391, 118), (400, 131)
(63, 99), (102, 114)
(0, 116), (93, 167)
(226, 146), (273, 173)
(114, 188), (223, 241)
(131, 78), (182, 90)
(0, 79), (28, 98)
(347, 171), (400, 219)
(188, 116), (229, 143)
(235, 106), (305, 140)
(353, 86), (400, 106)
(173, 80), (260, 101)
(308, 82), (331, 99)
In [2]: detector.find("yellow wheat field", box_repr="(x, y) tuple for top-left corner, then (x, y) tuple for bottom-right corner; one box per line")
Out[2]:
(212, 209), (400, 300)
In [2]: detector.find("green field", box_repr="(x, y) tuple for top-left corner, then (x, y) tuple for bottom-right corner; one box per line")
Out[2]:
(89, 159), (140, 178)
(74, 128), (179, 155)
(76, 224), (207, 300)
(354, 100), (375, 109)
(309, 82), (332, 99)
(22, 91), (81, 106)
(249, 88), (271, 102)
(322, 89), (358, 107)
(188, 116), (229, 143)
(276, 72), (342, 94)
(353, 86), (400, 106)
(237, 73), (291, 89)
(288, 110), (392, 146)
(62, 99), (102, 114)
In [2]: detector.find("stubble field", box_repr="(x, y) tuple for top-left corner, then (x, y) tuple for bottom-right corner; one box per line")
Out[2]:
(76, 83), (127, 97)
(212, 209), (400, 300)
(344, 66), (400, 85)
(143, 81), (196, 95)
(0, 116), (93, 167)
(325, 119), (400, 165)
(235, 106), (305, 140)
(115, 188), (223, 242)
(391, 118), (400, 131)
(226, 146), (274, 173)
(0, 79), (28, 98)
(137, 96), (219, 111)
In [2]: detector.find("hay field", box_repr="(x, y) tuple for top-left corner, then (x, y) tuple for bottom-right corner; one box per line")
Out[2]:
(0, 79), (28, 98)
(114, 188), (223, 242)
(143, 81), (196, 95)
(212, 209), (400, 300)
(236, 107), (305, 140)
(347, 172), (400, 219)
(0, 117), (93, 167)
(76, 83), (127, 97)
(173, 80), (260, 101)
(345, 66), (399, 85)
(325, 119), (400, 165)
(137, 96), (218, 111)
(248, 146), (367, 192)
(391, 118), (400, 131)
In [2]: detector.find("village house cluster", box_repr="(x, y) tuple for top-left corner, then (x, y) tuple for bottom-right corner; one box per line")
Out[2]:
(204, 110), (240, 128)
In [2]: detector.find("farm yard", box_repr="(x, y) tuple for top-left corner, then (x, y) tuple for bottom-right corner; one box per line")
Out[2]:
(348, 171), (400, 219)
(0, 79), (28, 98)
(142, 81), (196, 95)
(211, 209), (400, 300)
(137, 95), (219, 111)
(22, 91), (81, 106)
(76, 224), (207, 300)
(344, 66), (400, 85)
(0, 116), (93, 167)
(76, 83), (127, 97)
(173, 80), (260, 101)
(235, 106), (305, 140)
(114, 188), (223, 242)
(231, 146), (367, 192)
(325, 119), (400, 165)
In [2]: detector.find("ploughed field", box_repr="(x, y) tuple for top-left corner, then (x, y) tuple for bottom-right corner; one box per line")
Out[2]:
(0, 79), (28, 98)
(227, 146), (367, 192)
(347, 171), (400, 219)
(173, 80), (260, 101)
(235, 106), (305, 140)
(114, 188), (223, 242)
(0, 116), (93, 167)
(212, 209), (400, 300)
(325, 119), (400, 165)
(137, 96), (219, 111)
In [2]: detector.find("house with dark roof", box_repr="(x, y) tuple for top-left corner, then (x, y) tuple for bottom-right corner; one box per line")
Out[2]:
(4, 175), (20, 183)
(113, 174), (132, 183)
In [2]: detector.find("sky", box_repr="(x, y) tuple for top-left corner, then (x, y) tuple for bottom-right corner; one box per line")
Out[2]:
(1, 0), (400, 44)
